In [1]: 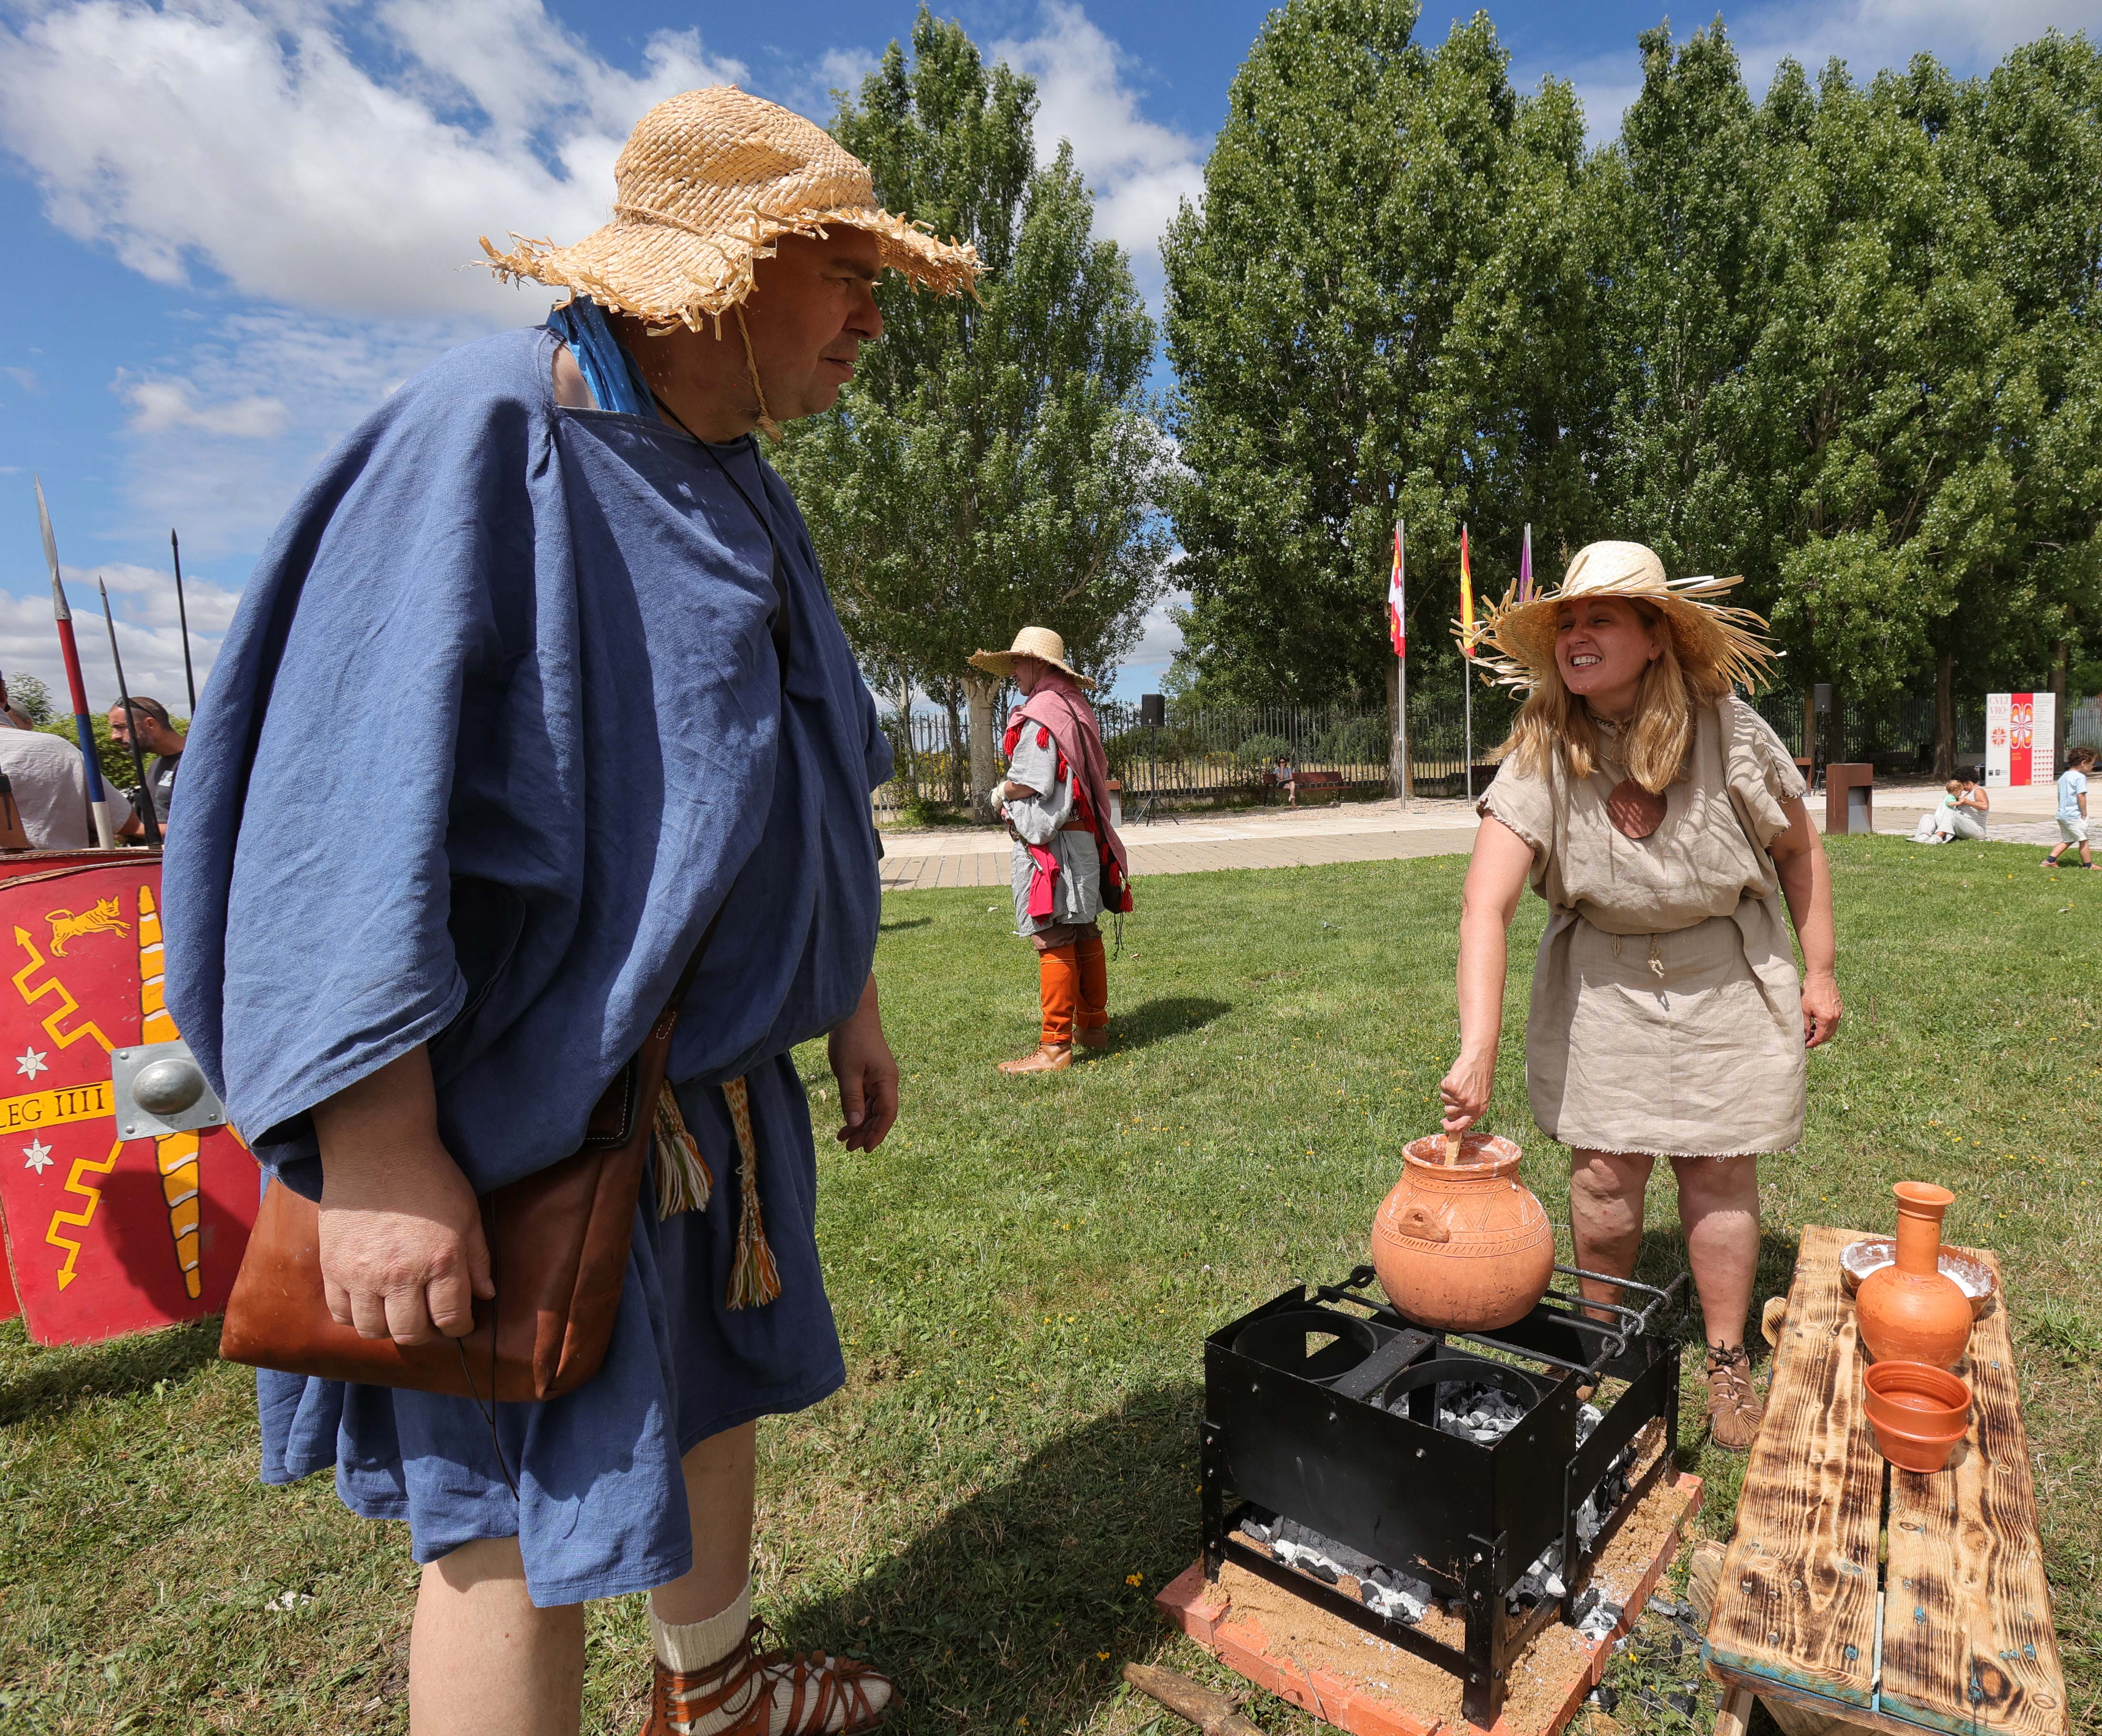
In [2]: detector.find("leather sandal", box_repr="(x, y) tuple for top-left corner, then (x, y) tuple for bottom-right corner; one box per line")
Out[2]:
(639, 1618), (896, 1735)
(1704, 1343), (1765, 1451)
(998, 1044), (1072, 1074)
(1074, 1026), (1109, 1051)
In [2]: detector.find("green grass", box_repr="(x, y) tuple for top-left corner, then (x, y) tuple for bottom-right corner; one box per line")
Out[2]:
(4, 836), (2099, 1734)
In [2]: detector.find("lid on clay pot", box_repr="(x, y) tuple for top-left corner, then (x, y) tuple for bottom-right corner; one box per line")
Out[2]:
(1401, 1131), (1523, 1177)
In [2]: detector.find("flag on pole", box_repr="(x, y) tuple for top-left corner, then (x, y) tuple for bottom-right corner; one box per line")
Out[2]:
(1388, 523), (1406, 657)
(1519, 523), (1533, 604)
(1458, 523), (1476, 658)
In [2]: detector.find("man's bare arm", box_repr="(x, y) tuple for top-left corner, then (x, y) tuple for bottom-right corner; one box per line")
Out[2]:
(310, 1046), (493, 1344)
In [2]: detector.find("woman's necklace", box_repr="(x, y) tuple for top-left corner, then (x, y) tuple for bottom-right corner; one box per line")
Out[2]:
(1593, 714), (1667, 838)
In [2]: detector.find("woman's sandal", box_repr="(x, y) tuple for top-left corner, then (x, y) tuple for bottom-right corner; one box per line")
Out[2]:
(1704, 1343), (1766, 1452)
(642, 1618), (895, 1736)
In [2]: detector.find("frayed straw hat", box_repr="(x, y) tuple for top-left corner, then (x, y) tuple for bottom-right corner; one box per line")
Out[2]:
(968, 627), (1096, 690)
(481, 86), (981, 330)
(1469, 540), (1778, 695)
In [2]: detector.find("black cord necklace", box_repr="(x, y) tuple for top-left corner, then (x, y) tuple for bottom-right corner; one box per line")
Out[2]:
(651, 392), (791, 671)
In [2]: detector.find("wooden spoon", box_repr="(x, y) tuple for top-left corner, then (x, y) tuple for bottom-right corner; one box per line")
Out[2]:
(1445, 1131), (1463, 1166)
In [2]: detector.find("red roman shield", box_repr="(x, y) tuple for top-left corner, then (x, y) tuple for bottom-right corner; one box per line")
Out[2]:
(0, 855), (258, 1344)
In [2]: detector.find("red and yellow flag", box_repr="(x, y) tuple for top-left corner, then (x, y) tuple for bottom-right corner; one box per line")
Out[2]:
(1458, 524), (1476, 658)
(1388, 523), (1406, 658)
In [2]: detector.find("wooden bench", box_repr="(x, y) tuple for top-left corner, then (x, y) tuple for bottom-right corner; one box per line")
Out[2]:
(1703, 1225), (2069, 1736)
(1263, 768), (1345, 804)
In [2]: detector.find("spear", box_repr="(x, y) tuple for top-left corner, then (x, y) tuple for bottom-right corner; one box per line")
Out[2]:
(169, 528), (197, 713)
(34, 477), (115, 848)
(97, 578), (161, 849)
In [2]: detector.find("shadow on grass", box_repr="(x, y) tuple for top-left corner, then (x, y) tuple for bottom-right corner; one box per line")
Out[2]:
(1112, 997), (1231, 1053)
(777, 1381), (1203, 1733)
(0, 1313), (222, 1428)
(881, 917), (933, 932)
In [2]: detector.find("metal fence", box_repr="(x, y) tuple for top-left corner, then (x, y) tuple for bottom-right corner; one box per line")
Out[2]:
(873, 683), (2003, 816)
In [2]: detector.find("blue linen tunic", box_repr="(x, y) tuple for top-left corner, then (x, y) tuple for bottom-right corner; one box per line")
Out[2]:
(163, 324), (892, 1605)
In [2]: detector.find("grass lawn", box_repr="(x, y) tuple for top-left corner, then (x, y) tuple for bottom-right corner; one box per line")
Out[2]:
(3, 835), (2098, 1735)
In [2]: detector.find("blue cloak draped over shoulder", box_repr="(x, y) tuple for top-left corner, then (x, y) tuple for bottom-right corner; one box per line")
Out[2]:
(162, 325), (892, 1602)
(166, 323), (890, 1195)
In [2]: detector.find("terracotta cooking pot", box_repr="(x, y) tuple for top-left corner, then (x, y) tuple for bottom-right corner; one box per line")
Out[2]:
(1862, 1360), (1971, 1473)
(1855, 1182), (1972, 1369)
(1371, 1133), (1556, 1332)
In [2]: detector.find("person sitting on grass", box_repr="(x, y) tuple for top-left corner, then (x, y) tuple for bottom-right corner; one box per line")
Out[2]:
(2044, 745), (2097, 869)
(1910, 779), (1963, 843)
(1952, 771), (1989, 840)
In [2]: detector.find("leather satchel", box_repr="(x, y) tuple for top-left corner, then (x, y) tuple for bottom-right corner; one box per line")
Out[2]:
(219, 993), (684, 1404)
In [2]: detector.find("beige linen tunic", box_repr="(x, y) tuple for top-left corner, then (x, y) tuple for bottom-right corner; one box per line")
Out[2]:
(1478, 697), (1808, 1156)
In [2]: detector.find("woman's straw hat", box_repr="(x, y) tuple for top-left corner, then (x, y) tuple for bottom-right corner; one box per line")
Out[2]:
(1470, 540), (1778, 695)
(481, 86), (981, 329)
(968, 627), (1096, 690)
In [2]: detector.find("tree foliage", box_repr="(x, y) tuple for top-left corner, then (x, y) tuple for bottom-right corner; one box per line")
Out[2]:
(1165, 3), (2102, 726)
(778, 6), (1170, 805)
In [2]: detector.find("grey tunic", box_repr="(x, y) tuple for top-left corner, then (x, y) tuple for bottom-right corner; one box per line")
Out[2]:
(1003, 724), (1103, 937)
(1478, 698), (1809, 1157)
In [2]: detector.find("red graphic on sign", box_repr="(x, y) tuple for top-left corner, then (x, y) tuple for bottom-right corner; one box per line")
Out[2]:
(0, 858), (258, 1345)
(2010, 692), (2034, 788)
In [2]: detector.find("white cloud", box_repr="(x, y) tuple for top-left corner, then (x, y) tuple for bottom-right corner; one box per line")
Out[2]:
(0, 0), (745, 319)
(109, 306), (488, 554)
(0, 560), (242, 717)
(2, 365), (41, 394)
(124, 378), (290, 439)
(1110, 586), (1188, 699)
(1554, 0), (2102, 140)
(994, 2), (1208, 294)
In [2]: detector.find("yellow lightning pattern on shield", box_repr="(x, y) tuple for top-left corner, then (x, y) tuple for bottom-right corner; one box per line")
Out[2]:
(136, 886), (201, 1297)
(12, 923), (120, 1288)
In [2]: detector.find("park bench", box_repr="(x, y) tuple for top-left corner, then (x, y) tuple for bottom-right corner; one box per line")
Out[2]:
(1264, 767), (1346, 804)
(1703, 1225), (2069, 1736)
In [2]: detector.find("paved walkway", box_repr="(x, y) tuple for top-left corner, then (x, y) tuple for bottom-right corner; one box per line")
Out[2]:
(877, 781), (2069, 891)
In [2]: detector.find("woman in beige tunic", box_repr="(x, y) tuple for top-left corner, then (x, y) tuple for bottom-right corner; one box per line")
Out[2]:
(1438, 542), (1842, 1450)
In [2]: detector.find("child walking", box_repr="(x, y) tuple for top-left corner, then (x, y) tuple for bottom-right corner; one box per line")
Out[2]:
(2044, 745), (2097, 868)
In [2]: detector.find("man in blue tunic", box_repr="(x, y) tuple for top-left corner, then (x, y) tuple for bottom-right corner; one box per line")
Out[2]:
(165, 88), (978, 1736)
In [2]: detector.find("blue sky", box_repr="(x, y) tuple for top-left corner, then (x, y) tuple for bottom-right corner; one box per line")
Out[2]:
(3, 0), (2097, 708)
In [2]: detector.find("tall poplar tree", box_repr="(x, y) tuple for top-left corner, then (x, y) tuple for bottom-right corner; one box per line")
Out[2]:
(1161, 0), (1610, 725)
(778, 8), (1169, 813)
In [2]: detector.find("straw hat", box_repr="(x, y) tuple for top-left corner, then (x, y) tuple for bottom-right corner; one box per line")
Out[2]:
(1469, 540), (1778, 695)
(968, 627), (1096, 690)
(481, 86), (981, 330)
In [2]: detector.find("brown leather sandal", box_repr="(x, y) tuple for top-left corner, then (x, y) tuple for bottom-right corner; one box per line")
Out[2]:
(997, 1043), (1072, 1074)
(1074, 1026), (1109, 1051)
(639, 1619), (896, 1736)
(640, 1618), (763, 1736)
(1704, 1343), (1765, 1451)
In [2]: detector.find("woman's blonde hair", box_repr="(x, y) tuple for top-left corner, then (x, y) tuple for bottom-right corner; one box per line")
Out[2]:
(1494, 599), (1725, 794)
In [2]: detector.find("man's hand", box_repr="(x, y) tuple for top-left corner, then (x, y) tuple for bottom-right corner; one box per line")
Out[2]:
(312, 1047), (493, 1344)
(827, 974), (899, 1153)
(1438, 1048), (1495, 1134)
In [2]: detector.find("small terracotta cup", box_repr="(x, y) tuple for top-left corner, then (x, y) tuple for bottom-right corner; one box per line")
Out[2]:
(1863, 1361), (1971, 1472)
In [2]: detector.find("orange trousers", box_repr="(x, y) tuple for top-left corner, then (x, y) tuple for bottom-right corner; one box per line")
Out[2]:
(1037, 931), (1108, 1046)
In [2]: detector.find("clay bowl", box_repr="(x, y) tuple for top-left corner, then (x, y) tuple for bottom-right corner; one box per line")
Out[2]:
(1863, 1361), (1971, 1473)
(1840, 1237), (1997, 1320)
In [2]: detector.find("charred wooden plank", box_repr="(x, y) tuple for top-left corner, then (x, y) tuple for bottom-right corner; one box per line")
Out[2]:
(1881, 1247), (2069, 1736)
(1706, 1225), (1882, 1711)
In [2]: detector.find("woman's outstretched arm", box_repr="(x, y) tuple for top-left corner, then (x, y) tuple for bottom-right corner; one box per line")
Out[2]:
(1767, 796), (1843, 1047)
(1438, 816), (1534, 1131)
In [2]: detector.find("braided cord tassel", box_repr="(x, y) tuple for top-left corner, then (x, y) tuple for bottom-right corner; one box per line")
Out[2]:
(653, 1081), (714, 1219)
(721, 1076), (781, 1310)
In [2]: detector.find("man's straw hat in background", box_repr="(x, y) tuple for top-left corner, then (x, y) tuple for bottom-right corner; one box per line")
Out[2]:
(969, 627), (1096, 690)
(482, 86), (981, 329)
(1471, 539), (1778, 695)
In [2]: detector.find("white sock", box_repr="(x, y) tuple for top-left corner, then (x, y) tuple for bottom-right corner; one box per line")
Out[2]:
(652, 1577), (760, 1735)
(650, 1578), (892, 1736)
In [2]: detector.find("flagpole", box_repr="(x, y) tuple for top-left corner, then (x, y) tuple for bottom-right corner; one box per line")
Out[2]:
(1461, 522), (1474, 804)
(35, 477), (115, 848)
(1392, 521), (1409, 809)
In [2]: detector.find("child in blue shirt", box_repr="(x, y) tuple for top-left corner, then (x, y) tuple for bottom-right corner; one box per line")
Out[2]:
(2043, 745), (2097, 868)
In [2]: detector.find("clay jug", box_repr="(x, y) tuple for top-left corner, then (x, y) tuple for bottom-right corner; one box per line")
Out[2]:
(1855, 1182), (1972, 1369)
(1371, 1133), (1557, 1332)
